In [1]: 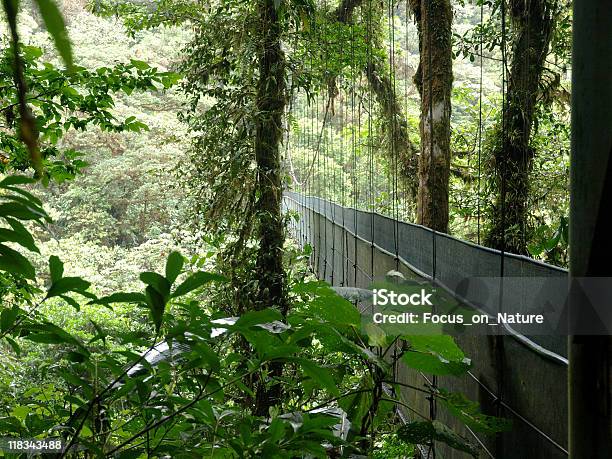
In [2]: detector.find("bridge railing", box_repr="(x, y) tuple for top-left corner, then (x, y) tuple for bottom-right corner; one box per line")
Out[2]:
(284, 191), (569, 458)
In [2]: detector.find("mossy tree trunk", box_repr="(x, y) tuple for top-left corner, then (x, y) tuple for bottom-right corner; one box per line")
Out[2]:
(410, 0), (453, 233)
(335, 0), (363, 23)
(486, 0), (553, 254)
(253, 0), (288, 416)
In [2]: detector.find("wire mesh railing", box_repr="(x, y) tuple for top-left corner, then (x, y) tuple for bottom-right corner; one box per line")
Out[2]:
(284, 191), (569, 458)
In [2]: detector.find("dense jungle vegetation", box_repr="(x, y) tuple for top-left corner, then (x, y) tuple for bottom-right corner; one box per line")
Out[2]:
(0, 0), (571, 457)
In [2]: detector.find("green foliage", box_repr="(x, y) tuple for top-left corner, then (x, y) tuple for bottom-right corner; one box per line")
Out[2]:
(0, 179), (508, 457)
(438, 388), (512, 434)
(450, 0), (571, 261)
(1, 220), (345, 455)
(292, 280), (361, 328)
(527, 215), (568, 265)
(372, 433), (414, 458)
(402, 335), (471, 376)
(0, 43), (179, 182)
(33, 0), (73, 69)
(0, 176), (47, 284)
(398, 420), (479, 458)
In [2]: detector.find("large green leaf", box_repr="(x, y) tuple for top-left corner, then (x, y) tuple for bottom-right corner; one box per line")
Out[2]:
(140, 271), (171, 298)
(439, 389), (512, 434)
(363, 322), (391, 347)
(401, 335), (471, 376)
(338, 379), (372, 432)
(60, 295), (81, 311)
(33, 0), (73, 69)
(130, 59), (150, 70)
(5, 337), (21, 355)
(0, 227), (37, 253)
(165, 251), (184, 284)
(261, 344), (300, 361)
(46, 277), (91, 299)
(292, 281), (360, 327)
(0, 244), (35, 279)
(171, 271), (226, 298)
(190, 343), (221, 373)
(3, 217), (39, 252)
(0, 176), (36, 187)
(145, 285), (166, 332)
(48, 255), (63, 283)
(0, 202), (44, 220)
(0, 306), (20, 333)
(234, 309), (283, 329)
(91, 292), (147, 306)
(2, 186), (44, 208)
(311, 323), (389, 371)
(26, 323), (85, 350)
(292, 358), (340, 396)
(59, 370), (92, 397)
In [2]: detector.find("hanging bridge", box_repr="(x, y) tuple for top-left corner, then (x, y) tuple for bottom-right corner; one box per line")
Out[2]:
(283, 191), (568, 458)
(277, 0), (612, 455)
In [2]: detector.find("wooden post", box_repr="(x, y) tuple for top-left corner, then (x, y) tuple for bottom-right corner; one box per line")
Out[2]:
(568, 0), (612, 456)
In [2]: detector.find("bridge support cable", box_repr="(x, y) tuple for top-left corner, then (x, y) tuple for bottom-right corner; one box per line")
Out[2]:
(352, 20), (359, 288)
(338, 73), (346, 286)
(385, 0), (403, 432)
(476, 0), (483, 246)
(494, 0), (509, 456)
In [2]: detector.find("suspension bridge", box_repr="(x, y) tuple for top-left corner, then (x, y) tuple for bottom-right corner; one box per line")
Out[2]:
(279, 0), (612, 457)
(283, 191), (568, 458)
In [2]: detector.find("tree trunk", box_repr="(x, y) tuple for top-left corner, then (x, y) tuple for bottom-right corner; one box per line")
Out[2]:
(253, 0), (288, 416)
(335, 0), (362, 23)
(486, 0), (553, 254)
(410, 0), (453, 233)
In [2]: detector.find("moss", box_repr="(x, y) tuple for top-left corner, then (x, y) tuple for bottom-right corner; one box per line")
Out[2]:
(483, 0), (554, 254)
